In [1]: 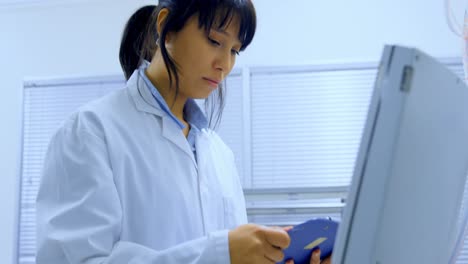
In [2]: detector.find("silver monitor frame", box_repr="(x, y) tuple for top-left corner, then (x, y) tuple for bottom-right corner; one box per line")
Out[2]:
(333, 45), (468, 264)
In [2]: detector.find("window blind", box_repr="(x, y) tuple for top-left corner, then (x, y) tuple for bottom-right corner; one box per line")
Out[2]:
(250, 65), (377, 188)
(17, 59), (467, 263)
(215, 70), (246, 183)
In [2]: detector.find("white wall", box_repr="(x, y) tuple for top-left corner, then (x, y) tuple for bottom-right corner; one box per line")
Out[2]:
(0, 0), (462, 263)
(243, 0), (463, 66)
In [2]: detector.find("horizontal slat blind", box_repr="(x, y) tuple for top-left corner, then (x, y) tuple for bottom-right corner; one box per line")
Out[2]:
(250, 68), (376, 188)
(244, 186), (348, 227)
(216, 73), (245, 183)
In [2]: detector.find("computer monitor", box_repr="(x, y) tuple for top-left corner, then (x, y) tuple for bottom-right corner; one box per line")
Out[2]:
(332, 45), (468, 264)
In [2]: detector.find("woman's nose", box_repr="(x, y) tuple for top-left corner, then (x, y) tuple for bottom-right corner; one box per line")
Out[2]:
(214, 50), (232, 75)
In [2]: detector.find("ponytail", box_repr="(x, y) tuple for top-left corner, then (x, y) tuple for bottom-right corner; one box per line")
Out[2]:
(119, 5), (157, 80)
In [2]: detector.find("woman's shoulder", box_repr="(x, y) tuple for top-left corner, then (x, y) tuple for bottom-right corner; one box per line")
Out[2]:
(59, 87), (135, 138)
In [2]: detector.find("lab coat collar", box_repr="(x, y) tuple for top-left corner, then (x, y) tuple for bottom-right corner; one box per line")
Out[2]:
(127, 69), (164, 117)
(127, 69), (198, 168)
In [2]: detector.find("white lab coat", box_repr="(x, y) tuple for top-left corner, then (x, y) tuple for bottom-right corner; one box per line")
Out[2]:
(36, 69), (247, 264)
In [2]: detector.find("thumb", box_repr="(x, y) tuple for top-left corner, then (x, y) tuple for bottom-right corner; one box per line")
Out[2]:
(262, 226), (290, 249)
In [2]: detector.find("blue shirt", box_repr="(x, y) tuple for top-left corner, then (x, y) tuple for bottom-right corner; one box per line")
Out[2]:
(139, 66), (207, 155)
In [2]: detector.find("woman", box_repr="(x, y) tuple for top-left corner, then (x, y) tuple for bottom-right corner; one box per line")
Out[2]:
(36, 1), (329, 263)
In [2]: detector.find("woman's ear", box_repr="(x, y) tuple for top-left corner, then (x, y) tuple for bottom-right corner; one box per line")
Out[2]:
(156, 8), (171, 42)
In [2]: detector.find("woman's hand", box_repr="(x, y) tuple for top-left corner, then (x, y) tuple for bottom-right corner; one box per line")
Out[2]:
(229, 224), (291, 264)
(285, 249), (332, 264)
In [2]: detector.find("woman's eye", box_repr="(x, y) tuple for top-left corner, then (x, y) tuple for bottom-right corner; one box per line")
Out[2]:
(208, 37), (221, 46)
(231, 49), (240, 56)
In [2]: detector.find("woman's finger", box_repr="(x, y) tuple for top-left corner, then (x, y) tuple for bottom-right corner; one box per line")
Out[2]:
(263, 227), (290, 249)
(263, 244), (285, 262)
(309, 249), (321, 264)
(321, 256), (332, 264)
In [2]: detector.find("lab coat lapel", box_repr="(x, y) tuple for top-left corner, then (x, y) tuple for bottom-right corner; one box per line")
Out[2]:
(127, 71), (197, 167)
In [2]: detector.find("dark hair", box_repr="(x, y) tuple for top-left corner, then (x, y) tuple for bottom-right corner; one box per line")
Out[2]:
(122, 1), (257, 128)
(119, 5), (157, 80)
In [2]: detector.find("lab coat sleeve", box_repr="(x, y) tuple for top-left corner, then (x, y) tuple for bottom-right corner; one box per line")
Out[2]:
(36, 120), (231, 264)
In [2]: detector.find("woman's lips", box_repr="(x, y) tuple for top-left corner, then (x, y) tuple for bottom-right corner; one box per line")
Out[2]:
(203, 77), (220, 87)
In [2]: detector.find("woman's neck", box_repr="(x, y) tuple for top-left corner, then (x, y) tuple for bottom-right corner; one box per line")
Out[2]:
(145, 59), (187, 122)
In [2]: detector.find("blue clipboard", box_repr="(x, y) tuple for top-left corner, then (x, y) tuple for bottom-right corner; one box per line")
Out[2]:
(277, 218), (339, 264)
